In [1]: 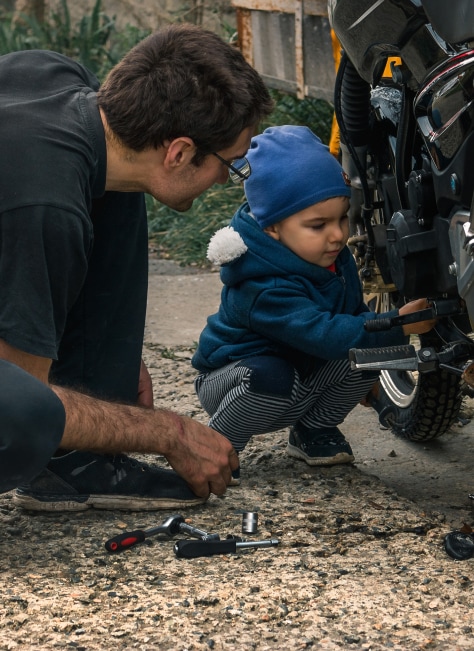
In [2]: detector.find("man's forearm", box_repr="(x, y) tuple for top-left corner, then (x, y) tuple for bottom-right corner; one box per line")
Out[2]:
(52, 384), (175, 456)
(0, 340), (237, 496)
(51, 383), (237, 497)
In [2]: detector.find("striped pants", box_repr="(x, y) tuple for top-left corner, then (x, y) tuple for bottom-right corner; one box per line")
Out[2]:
(194, 355), (378, 452)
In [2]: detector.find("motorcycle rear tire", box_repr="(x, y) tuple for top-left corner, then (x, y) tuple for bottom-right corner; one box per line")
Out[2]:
(378, 335), (463, 442)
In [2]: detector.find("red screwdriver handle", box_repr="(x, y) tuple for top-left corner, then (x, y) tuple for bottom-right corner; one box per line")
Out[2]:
(105, 530), (146, 553)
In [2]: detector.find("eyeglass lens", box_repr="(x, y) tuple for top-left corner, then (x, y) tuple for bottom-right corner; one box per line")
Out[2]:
(228, 158), (251, 184)
(212, 152), (251, 183)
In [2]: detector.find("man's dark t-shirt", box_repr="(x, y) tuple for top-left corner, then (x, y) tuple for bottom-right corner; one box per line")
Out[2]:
(0, 50), (148, 402)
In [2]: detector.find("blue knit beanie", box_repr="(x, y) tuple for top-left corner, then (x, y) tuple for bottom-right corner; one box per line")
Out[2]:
(244, 125), (351, 229)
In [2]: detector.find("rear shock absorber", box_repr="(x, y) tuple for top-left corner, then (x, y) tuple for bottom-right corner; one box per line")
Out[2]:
(334, 53), (374, 259)
(339, 55), (371, 149)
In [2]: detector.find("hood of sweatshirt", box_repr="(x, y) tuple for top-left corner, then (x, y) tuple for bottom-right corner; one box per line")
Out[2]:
(206, 203), (350, 287)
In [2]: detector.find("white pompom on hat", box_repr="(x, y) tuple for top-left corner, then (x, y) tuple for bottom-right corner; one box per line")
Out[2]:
(207, 226), (248, 265)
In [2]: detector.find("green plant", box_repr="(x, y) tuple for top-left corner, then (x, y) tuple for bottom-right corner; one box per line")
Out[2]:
(0, 0), (148, 77)
(47, 0), (117, 76)
(147, 184), (246, 267)
(262, 90), (333, 143)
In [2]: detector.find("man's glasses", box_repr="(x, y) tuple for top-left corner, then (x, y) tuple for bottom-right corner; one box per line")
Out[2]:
(212, 152), (251, 184)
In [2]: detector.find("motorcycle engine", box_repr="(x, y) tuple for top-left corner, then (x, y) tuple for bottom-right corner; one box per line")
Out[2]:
(386, 209), (457, 297)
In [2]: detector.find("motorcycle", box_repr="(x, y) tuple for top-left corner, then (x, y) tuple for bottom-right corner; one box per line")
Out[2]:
(329, 0), (474, 441)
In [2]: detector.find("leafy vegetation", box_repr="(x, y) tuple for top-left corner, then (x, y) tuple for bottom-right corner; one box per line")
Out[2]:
(0, 0), (333, 266)
(0, 0), (147, 76)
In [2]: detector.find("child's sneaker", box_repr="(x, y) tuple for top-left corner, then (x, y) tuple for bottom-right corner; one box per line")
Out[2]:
(287, 423), (354, 466)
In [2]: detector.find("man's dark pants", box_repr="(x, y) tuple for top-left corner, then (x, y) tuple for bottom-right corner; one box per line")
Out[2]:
(0, 360), (65, 492)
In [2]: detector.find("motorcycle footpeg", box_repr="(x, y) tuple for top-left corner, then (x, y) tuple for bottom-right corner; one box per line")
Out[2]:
(349, 344), (418, 371)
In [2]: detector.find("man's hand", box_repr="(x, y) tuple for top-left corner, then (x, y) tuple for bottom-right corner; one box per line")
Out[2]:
(162, 413), (239, 498)
(137, 359), (154, 408)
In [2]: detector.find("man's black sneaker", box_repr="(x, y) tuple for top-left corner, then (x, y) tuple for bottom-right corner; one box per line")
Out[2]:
(12, 451), (207, 512)
(286, 423), (354, 466)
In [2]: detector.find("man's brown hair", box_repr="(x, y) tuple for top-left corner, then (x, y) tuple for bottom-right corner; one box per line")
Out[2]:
(97, 23), (273, 158)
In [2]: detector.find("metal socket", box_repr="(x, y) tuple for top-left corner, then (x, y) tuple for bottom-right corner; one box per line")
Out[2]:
(242, 512), (258, 534)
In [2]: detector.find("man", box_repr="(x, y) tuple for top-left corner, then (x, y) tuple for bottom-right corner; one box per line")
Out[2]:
(0, 23), (273, 511)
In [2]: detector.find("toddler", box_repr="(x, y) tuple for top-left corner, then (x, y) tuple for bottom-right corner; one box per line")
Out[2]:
(192, 125), (435, 480)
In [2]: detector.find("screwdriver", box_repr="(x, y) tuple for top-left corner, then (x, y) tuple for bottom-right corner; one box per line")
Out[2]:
(174, 537), (279, 558)
(105, 526), (159, 552)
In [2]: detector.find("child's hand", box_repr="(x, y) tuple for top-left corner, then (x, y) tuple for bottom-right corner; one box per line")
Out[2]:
(399, 298), (437, 335)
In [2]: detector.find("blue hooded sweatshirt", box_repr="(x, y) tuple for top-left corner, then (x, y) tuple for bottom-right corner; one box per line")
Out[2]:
(192, 204), (405, 373)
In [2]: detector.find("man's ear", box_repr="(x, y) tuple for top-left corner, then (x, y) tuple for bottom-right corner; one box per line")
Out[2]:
(264, 224), (280, 241)
(164, 137), (197, 169)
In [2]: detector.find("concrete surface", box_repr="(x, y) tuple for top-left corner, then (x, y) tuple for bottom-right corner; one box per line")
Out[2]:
(146, 259), (221, 348)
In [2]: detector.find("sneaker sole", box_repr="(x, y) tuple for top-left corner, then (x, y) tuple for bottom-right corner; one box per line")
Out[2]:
(286, 443), (354, 466)
(12, 492), (207, 512)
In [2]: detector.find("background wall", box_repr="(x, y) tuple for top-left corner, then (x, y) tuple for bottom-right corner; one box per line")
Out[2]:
(1, 0), (236, 34)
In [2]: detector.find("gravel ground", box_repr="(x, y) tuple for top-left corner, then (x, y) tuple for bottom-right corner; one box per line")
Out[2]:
(1, 260), (474, 650)
(1, 348), (474, 650)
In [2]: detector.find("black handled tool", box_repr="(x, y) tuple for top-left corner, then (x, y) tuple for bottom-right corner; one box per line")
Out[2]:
(174, 537), (279, 558)
(105, 514), (218, 553)
(364, 307), (435, 332)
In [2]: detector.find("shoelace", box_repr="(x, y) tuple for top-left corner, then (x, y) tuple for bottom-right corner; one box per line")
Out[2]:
(303, 430), (345, 446)
(105, 454), (152, 472)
